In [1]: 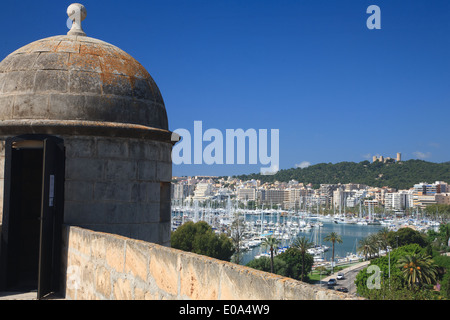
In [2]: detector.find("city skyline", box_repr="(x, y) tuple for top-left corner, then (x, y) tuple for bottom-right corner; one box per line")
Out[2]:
(2, 1), (449, 177)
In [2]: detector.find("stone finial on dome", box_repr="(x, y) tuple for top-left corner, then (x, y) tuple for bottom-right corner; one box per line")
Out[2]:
(67, 3), (87, 36)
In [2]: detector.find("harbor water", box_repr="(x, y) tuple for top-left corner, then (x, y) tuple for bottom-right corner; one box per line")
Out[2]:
(239, 218), (384, 265)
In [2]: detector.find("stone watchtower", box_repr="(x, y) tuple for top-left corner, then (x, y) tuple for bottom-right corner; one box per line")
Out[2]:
(0, 4), (174, 298)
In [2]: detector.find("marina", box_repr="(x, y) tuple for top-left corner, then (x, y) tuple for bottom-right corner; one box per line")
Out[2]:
(171, 200), (444, 267)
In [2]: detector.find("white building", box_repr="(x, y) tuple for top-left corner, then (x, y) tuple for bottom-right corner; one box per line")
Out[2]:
(193, 183), (214, 201)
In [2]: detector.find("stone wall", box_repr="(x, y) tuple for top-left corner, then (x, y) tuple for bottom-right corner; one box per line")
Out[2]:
(0, 141), (4, 222)
(63, 136), (172, 246)
(62, 225), (359, 300)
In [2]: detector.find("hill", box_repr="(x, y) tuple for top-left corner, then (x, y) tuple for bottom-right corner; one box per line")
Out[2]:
(234, 160), (450, 190)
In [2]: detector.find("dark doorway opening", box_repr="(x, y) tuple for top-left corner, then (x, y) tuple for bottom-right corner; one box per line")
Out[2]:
(8, 147), (44, 290)
(0, 136), (65, 299)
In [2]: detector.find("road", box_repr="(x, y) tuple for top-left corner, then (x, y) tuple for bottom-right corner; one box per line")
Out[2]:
(316, 261), (370, 295)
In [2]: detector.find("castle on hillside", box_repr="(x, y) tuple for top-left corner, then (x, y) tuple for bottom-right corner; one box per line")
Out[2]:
(372, 152), (401, 163)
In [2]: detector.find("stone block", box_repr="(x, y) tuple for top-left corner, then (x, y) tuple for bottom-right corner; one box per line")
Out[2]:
(134, 287), (154, 300)
(219, 263), (283, 300)
(125, 240), (151, 282)
(68, 227), (91, 257)
(64, 201), (104, 225)
(13, 94), (49, 119)
(156, 162), (172, 182)
(66, 157), (104, 180)
(179, 254), (220, 300)
(103, 202), (138, 224)
(33, 52), (69, 70)
(68, 53), (102, 72)
(113, 278), (132, 300)
(65, 137), (96, 158)
(48, 93), (85, 119)
(69, 70), (102, 94)
(3, 71), (36, 94)
(65, 180), (94, 202)
(94, 181), (131, 202)
(0, 95), (14, 119)
(143, 141), (160, 161)
(4, 52), (40, 71)
(102, 73), (133, 97)
(146, 182), (160, 203)
(137, 222), (159, 243)
(132, 78), (153, 100)
(148, 246), (179, 297)
(159, 222), (171, 246)
(97, 139), (128, 159)
(90, 232), (107, 260)
(128, 140), (146, 160)
(56, 41), (81, 54)
(138, 160), (156, 181)
(34, 70), (68, 93)
(105, 234), (126, 273)
(105, 159), (136, 181)
(131, 182), (147, 203)
(138, 203), (160, 223)
(95, 265), (111, 298)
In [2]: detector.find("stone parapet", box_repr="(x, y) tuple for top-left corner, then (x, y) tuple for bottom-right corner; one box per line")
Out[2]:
(62, 225), (361, 300)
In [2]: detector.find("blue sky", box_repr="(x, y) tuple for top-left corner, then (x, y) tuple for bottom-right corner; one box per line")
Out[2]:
(1, 1), (449, 177)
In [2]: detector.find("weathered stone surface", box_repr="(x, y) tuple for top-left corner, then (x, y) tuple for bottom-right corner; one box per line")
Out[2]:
(113, 278), (132, 300)
(0, 36), (168, 130)
(95, 265), (111, 298)
(125, 241), (150, 282)
(138, 160), (156, 181)
(105, 234), (126, 273)
(63, 226), (363, 301)
(34, 70), (69, 93)
(148, 245), (179, 297)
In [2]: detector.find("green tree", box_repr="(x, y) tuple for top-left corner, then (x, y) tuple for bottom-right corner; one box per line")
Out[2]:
(355, 244), (425, 298)
(377, 227), (390, 251)
(246, 256), (287, 276)
(324, 232), (343, 273)
(387, 227), (428, 248)
(261, 236), (280, 273)
(277, 248), (314, 281)
(171, 221), (234, 261)
(291, 236), (314, 282)
(397, 253), (438, 290)
(357, 237), (376, 260)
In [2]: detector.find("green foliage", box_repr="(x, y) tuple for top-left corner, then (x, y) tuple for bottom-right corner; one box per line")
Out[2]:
(431, 253), (450, 299)
(234, 160), (450, 191)
(425, 204), (450, 217)
(354, 244), (450, 300)
(171, 221), (234, 261)
(276, 248), (314, 281)
(355, 244), (427, 299)
(245, 256), (288, 276)
(397, 253), (438, 289)
(245, 248), (314, 282)
(427, 223), (450, 252)
(387, 227), (429, 248)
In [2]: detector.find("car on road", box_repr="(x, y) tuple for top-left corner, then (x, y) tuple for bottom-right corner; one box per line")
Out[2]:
(336, 287), (348, 293)
(337, 272), (345, 280)
(327, 279), (337, 286)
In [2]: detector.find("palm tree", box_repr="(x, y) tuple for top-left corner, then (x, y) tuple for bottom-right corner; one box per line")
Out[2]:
(324, 232), (343, 273)
(397, 253), (438, 290)
(291, 236), (314, 282)
(357, 237), (374, 260)
(367, 233), (382, 257)
(377, 227), (390, 252)
(261, 236), (280, 273)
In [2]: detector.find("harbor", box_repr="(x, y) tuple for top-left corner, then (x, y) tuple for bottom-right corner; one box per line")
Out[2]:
(171, 200), (443, 267)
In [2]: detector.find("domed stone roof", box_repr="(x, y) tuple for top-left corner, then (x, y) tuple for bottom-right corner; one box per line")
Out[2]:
(0, 34), (168, 132)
